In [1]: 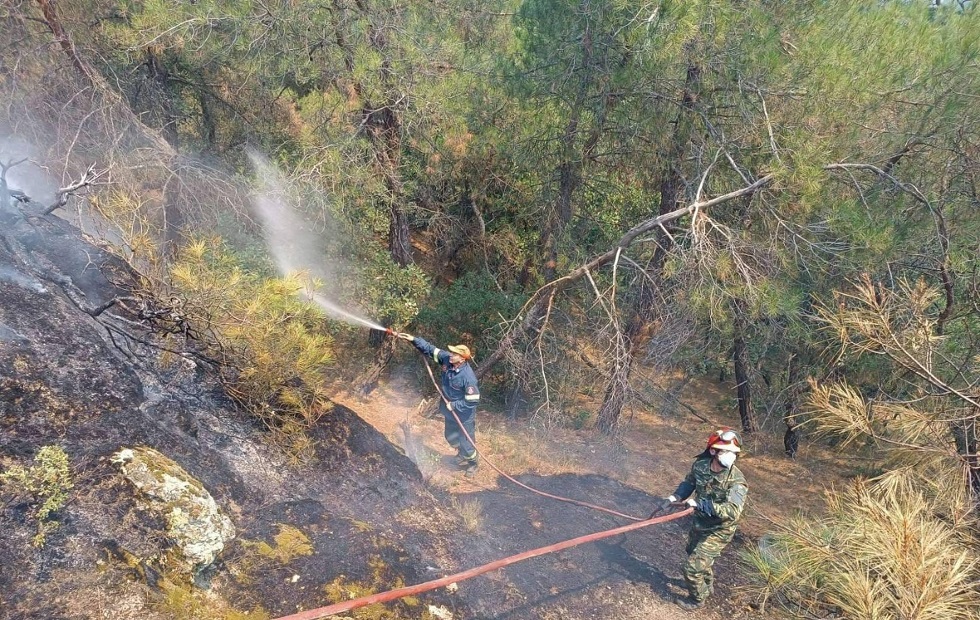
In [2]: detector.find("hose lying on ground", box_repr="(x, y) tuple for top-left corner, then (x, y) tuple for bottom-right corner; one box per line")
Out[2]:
(422, 362), (647, 522)
(271, 507), (693, 620)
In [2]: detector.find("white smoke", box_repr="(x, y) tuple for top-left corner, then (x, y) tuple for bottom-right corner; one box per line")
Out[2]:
(0, 138), (58, 206)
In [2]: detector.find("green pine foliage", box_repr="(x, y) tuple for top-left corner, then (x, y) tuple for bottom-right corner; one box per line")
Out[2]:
(416, 270), (526, 358)
(4, 0), (980, 611)
(167, 239), (336, 456)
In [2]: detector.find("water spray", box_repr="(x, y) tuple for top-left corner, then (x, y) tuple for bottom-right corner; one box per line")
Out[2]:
(249, 151), (396, 335)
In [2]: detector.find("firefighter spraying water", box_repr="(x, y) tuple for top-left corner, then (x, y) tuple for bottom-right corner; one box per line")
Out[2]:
(394, 331), (481, 476)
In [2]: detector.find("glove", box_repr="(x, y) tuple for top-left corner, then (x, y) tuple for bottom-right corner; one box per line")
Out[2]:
(648, 496), (673, 518)
(397, 332), (415, 341)
(695, 499), (716, 517)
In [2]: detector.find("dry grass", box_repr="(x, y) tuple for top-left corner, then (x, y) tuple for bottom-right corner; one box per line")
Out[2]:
(744, 462), (980, 619)
(451, 496), (483, 532)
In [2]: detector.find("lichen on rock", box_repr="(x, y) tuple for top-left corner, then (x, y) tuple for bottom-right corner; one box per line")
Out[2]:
(112, 446), (236, 576)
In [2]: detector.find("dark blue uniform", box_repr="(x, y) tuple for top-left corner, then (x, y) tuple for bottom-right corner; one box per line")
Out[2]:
(411, 337), (480, 461)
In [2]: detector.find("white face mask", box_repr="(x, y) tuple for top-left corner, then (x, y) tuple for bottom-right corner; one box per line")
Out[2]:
(716, 451), (737, 468)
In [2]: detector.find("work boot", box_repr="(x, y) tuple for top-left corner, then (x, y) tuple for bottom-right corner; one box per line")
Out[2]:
(459, 458), (478, 477)
(674, 596), (705, 611)
(456, 451), (477, 467)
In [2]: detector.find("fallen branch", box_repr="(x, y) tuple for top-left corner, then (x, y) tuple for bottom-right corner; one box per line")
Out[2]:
(44, 163), (105, 214)
(476, 174), (775, 379)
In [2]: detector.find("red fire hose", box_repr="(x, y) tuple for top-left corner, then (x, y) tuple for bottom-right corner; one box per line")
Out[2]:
(271, 508), (692, 620)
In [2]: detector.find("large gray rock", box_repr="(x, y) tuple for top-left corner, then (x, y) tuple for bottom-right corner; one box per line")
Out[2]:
(112, 446), (236, 575)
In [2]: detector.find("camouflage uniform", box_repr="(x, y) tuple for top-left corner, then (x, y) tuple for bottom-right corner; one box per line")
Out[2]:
(672, 454), (748, 603)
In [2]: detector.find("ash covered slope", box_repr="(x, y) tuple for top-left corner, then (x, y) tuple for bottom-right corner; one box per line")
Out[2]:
(0, 196), (460, 619)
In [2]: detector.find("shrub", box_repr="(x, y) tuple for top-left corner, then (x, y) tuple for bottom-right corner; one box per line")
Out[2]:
(744, 472), (980, 619)
(0, 445), (74, 547)
(165, 238), (336, 456)
(415, 270), (525, 354)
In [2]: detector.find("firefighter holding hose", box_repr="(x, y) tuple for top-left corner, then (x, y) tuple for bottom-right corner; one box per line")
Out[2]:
(397, 332), (480, 475)
(656, 428), (748, 610)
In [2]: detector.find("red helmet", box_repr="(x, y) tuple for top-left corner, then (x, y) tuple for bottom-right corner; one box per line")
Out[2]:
(707, 427), (742, 453)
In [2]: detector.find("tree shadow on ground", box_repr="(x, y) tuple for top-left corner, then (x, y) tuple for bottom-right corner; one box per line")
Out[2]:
(447, 472), (697, 619)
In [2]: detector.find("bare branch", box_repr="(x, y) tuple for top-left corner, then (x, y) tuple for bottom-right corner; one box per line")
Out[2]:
(477, 174), (775, 377)
(44, 163), (106, 214)
(824, 162), (931, 207)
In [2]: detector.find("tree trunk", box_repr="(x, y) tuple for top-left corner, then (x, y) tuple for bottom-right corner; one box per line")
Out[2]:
(592, 60), (701, 433)
(783, 353), (800, 458)
(34, 0), (91, 81)
(144, 47), (179, 149)
(950, 408), (980, 505)
(388, 201), (412, 266)
(330, 0), (412, 267)
(593, 331), (632, 433)
(162, 185), (184, 261)
(732, 298), (758, 433)
(356, 335), (396, 395)
(594, 280), (658, 433)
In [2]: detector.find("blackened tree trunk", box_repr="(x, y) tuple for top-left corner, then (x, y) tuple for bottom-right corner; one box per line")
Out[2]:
(732, 298), (758, 433)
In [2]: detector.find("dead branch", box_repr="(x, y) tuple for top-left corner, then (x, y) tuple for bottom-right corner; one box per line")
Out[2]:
(44, 163), (105, 214)
(34, 0), (92, 82)
(476, 174), (774, 379)
(0, 157), (29, 182)
(824, 162), (930, 207)
(0, 158), (29, 204)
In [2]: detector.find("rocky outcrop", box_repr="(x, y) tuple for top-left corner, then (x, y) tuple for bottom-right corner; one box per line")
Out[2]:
(112, 446), (236, 576)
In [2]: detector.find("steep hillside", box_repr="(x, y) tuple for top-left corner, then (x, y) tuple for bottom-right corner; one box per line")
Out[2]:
(0, 196), (463, 619)
(0, 193), (785, 620)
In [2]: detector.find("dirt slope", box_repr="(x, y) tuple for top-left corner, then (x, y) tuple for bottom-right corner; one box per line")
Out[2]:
(336, 368), (850, 620)
(0, 198), (465, 619)
(0, 193), (843, 619)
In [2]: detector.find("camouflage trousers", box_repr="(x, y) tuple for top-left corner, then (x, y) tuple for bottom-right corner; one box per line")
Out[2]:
(683, 526), (735, 602)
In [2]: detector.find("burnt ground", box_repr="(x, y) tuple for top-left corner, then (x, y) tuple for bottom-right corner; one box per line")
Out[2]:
(0, 194), (856, 620)
(333, 368), (860, 620)
(0, 198), (464, 619)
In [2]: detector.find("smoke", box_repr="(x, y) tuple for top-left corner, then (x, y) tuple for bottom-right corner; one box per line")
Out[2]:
(247, 150), (328, 280)
(0, 265), (48, 294)
(247, 150), (385, 331)
(0, 138), (58, 206)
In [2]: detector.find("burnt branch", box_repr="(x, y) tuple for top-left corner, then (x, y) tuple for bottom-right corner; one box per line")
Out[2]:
(0, 158), (30, 205)
(44, 163), (106, 214)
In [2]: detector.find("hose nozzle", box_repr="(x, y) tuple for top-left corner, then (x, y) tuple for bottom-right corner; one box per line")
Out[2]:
(385, 327), (394, 336)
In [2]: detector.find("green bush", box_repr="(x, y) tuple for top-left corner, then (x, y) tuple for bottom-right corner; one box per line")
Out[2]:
(166, 238), (335, 458)
(415, 270), (526, 354)
(0, 445), (74, 547)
